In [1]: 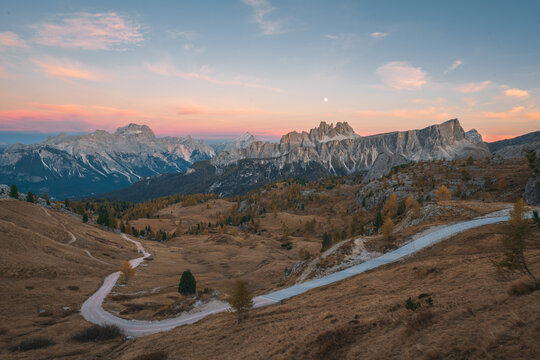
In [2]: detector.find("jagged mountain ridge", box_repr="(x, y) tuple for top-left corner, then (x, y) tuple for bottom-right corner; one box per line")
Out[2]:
(0, 124), (215, 199)
(212, 119), (488, 176)
(211, 132), (259, 153)
(102, 119), (490, 202)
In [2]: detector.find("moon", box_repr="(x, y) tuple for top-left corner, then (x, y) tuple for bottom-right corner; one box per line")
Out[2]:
(324, 97), (328, 103)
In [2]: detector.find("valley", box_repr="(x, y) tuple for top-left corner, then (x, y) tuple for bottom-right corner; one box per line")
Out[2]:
(1, 149), (539, 358)
(2, 2), (539, 358)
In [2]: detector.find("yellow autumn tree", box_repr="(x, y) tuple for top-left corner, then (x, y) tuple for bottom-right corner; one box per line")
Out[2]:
(405, 195), (415, 213)
(228, 280), (253, 323)
(495, 199), (537, 285)
(436, 185), (451, 203)
(412, 200), (422, 219)
(119, 261), (135, 284)
(382, 217), (395, 240)
(383, 193), (398, 217)
(497, 177), (507, 191)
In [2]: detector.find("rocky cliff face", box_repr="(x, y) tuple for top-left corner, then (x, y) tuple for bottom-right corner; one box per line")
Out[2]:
(102, 119), (490, 201)
(212, 119), (489, 178)
(0, 124), (215, 199)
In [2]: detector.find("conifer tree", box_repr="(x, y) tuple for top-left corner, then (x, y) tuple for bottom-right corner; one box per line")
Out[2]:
(321, 232), (332, 251)
(228, 280), (253, 324)
(495, 199), (537, 286)
(436, 185), (451, 203)
(26, 191), (34, 203)
(382, 217), (395, 240)
(9, 184), (18, 199)
(405, 195), (415, 213)
(374, 211), (383, 230)
(43, 192), (50, 205)
(119, 261), (135, 283)
(178, 270), (196, 295)
(383, 193), (398, 217)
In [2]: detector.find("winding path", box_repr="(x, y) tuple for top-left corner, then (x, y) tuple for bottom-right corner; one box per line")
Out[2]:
(81, 213), (515, 337)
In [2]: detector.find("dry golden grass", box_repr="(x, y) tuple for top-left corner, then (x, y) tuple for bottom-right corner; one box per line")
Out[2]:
(0, 200), (137, 359)
(111, 223), (540, 360)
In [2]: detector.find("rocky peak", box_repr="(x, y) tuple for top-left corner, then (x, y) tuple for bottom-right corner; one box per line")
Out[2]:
(280, 121), (358, 146)
(114, 123), (155, 139)
(465, 129), (483, 143)
(309, 121), (357, 140)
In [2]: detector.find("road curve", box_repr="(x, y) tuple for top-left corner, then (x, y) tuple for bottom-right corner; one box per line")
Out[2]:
(81, 214), (513, 337)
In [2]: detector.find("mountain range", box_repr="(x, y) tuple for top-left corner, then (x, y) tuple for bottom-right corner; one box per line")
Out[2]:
(1, 119), (537, 202)
(102, 119), (498, 202)
(0, 124), (215, 199)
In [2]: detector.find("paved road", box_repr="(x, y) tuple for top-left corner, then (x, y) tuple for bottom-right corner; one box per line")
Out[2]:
(81, 214), (513, 337)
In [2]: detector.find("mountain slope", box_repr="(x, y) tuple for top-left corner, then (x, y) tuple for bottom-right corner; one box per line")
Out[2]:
(487, 131), (540, 159)
(102, 119), (489, 201)
(488, 131), (540, 153)
(0, 124), (215, 199)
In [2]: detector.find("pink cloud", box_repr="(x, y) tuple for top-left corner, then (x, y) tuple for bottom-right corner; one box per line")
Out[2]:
(0, 65), (10, 78)
(33, 12), (143, 50)
(176, 103), (278, 116)
(376, 61), (428, 90)
(145, 60), (283, 92)
(458, 81), (491, 93)
(0, 103), (150, 132)
(32, 58), (101, 80)
(0, 31), (28, 48)
(504, 88), (529, 98)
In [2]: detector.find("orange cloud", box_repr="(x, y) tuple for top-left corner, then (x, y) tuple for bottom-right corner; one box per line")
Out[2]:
(0, 31), (28, 48)
(504, 88), (529, 98)
(458, 81), (491, 93)
(477, 106), (540, 120)
(176, 103), (278, 116)
(410, 97), (446, 105)
(32, 59), (101, 80)
(0, 103), (151, 132)
(33, 12), (143, 50)
(376, 61), (428, 90)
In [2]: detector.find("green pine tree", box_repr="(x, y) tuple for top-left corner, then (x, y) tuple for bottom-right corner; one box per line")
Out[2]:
(26, 191), (34, 203)
(178, 270), (196, 295)
(9, 184), (18, 199)
(321, 232), (332, 252)
(374, 211), (383, 230)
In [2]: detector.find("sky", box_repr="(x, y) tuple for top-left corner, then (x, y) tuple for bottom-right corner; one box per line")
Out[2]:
(0, 0), (539, 143)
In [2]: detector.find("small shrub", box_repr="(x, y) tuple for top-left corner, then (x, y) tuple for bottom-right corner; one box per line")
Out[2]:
(405, 297), (421, 311)
(10, 337), (55, 352)
(281, 241), (292, 250)
(67, 285), (79, 291)
(72, 325), (121, 342)
(506, 278), (536, 296)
